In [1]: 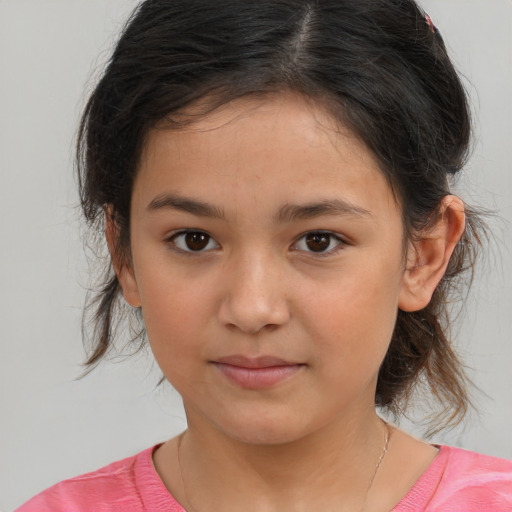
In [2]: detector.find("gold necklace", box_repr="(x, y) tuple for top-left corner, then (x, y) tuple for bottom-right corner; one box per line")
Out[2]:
(359, 420), (391, 512)
(177, 421), (391, 512)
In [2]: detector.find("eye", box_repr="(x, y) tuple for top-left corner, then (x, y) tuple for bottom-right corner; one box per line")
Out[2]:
(293, 231), (345, 255)
(168, 230), (220, 253)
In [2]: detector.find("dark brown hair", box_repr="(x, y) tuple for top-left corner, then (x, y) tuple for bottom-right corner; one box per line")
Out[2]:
(78, 0), (483, 432)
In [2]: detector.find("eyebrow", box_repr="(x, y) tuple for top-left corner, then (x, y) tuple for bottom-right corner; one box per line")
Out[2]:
(147, 193), (225, 219)
(146, 193), (371, 222)
(276, 199), (372, 223)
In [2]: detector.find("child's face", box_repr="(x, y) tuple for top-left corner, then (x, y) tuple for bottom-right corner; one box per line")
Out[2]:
(121, 93), (411, 444)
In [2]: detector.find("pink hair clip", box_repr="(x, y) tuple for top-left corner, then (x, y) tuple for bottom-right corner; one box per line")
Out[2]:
(425, 13), (437, 34)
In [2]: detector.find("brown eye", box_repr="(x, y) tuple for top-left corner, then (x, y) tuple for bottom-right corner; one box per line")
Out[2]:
(171, 231), (219, 252)
(185, 232), (210, 251)
(305, 233), (331, 252)
(293, 231), (345, 255)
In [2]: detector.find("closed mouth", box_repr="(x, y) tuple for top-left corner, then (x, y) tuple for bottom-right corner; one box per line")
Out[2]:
(211, 355), (305, 389)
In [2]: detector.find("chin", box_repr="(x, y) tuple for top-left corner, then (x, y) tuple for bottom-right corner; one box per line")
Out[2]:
(226, 428), (306, 446)
(210, 409), (318, 446)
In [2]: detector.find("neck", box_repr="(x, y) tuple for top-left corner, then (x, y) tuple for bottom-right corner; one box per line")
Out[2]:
(178, 407), (388, 512)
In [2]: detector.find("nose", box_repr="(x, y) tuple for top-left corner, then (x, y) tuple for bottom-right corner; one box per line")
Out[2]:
(218, 251), (291, 334)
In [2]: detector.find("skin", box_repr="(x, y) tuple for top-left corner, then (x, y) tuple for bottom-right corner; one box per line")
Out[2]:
(109, 93), (465, 511)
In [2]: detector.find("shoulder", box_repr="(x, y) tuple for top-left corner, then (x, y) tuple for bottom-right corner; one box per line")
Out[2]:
(14, 446), (172, 512)
(429, 445), (512, 511)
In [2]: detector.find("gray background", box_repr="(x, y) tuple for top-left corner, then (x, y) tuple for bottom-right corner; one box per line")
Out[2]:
(1, 1), (511, 510)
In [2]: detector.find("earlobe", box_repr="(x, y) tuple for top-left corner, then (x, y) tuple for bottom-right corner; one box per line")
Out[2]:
(398, 196), (466, 312)
(104, 209), (141, 308)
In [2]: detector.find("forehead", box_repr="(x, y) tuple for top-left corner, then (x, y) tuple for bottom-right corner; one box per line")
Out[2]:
(135, 93), (398, 221)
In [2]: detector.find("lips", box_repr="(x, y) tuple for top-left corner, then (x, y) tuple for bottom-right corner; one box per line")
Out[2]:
(211, 355), (304, 389)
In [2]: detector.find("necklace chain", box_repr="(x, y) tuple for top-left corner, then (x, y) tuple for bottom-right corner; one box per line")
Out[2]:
(359, 420), (391, 512)
(176, 433), (197, 512)
(177, 420), (391, 512)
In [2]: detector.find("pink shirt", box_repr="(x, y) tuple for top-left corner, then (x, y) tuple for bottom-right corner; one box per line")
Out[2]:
(16, 445), (512, 511)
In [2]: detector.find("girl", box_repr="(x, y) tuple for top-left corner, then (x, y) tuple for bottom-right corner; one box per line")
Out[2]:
(16, 0), (512, 510)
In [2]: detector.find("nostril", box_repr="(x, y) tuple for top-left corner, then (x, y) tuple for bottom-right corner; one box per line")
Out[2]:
(218, 294), (290, 334)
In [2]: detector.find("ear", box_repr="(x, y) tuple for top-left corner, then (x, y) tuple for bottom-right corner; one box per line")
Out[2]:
(398, 195), (465, 312)
(105, 208), (141, 308)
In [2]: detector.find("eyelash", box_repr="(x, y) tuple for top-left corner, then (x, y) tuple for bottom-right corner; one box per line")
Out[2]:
(165, 230), (220, 254)
(165, 230), (348, 256)
(292, 231), (347, 256)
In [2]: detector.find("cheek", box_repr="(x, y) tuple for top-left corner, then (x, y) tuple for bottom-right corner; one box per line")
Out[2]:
(135, 268), (214, 362)
(303, 258), (402, 369)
